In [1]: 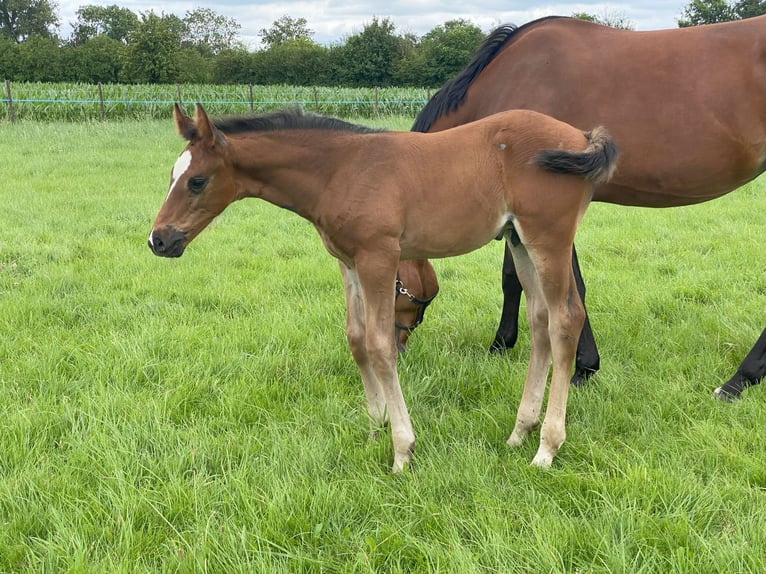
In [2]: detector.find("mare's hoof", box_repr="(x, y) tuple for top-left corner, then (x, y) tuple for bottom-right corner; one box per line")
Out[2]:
(571, 367), (597, 388)
(489, 338), (514, 354)
(713, 387), (740, 403)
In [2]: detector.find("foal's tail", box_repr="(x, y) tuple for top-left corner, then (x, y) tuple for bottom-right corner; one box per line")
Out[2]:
(534, 127), (618, 183)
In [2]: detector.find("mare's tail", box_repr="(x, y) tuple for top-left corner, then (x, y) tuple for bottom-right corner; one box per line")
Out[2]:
(534, 127), (618, 183)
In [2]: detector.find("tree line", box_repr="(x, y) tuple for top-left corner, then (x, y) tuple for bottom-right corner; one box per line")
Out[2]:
(0, 5), (488, 87)
(2, 1), (765, 87)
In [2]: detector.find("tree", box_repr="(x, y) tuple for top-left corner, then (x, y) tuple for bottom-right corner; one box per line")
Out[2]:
(14, 35), (60, 78)
(252, 37), (329, 85)
(0, 0), (59, 43)
(62, 35), (124, 82)
(678, 0), (736, 26)
(0, 35), (19, 76)
(398, 19), (484, 87)
(259, 15), (313, 48)
(334, 17), (405, 87)
(70, 4), (137, 45)
(212, 47), (252, 84)
(572, 10), (635, 29)
(678, 0), (766, 25)
(121, 12), (184, 83)
(733, 0), (766, 18)
(182, 7), (241, 55)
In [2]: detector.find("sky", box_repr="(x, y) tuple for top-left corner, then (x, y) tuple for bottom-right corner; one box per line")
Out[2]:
(56, 1), (689, 48)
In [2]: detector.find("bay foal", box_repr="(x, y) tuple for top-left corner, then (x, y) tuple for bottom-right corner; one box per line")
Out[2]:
(149, 104), (617, 471)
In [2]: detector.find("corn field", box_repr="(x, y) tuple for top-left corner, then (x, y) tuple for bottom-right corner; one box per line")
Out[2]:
(1, 82), (431, 122)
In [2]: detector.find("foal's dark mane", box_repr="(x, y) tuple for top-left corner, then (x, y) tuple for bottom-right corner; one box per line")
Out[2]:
(213, 107), (384, 136)
(411, 16), (565, 133)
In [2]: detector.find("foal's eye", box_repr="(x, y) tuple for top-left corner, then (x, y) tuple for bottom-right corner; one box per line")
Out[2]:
(188, 176), (208, 194)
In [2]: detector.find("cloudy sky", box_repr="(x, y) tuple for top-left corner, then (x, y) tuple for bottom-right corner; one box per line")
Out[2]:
(57, 1), (688, 48)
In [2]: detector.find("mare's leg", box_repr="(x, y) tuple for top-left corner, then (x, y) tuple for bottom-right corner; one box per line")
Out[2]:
(339, 263), (387, 432)
(355, 251), (416, 473)
(490, 243), (523, 353)
(714, 327), (766, 401)
(571, 245), (600, 386)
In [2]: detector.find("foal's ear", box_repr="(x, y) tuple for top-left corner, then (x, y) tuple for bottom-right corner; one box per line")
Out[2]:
(193, 103), (226, 147)
(173, 103), (197, 142)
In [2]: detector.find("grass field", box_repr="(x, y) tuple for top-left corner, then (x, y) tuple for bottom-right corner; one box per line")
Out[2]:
(0, 117), (764, 572)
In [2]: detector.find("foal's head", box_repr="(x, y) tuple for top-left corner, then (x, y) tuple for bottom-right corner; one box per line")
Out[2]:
(148, 104), (236, 258)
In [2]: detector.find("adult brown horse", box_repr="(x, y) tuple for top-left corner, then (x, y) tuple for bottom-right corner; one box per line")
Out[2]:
(411, 15), (766, 399)
(149, 104), (617, 471)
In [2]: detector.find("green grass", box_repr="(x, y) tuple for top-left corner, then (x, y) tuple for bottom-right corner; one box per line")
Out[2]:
(0, 118), (764, 572)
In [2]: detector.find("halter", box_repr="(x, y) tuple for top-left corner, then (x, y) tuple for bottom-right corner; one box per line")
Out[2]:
(394, 277), (439, 334)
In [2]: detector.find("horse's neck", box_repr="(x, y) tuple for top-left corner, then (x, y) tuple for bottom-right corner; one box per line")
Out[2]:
(232, 131), (345, 217)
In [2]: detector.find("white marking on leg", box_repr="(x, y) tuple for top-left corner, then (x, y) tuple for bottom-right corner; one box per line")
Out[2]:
(166, 150), (192, 200)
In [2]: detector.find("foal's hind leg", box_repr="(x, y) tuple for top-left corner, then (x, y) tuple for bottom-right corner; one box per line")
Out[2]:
(507, 241), (584, 467)
(506, 243), (552, 448)
(531, 249), (584, 467)
(494, 244), (600, 387)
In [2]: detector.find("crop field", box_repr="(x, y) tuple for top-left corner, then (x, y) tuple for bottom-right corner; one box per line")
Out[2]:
(0, 117), (764, 572)
(1, 82), (431, 122)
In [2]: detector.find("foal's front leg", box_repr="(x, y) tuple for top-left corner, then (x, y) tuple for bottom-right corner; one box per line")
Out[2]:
(339, 263), (388, 432)
(355, 251), (415, 473)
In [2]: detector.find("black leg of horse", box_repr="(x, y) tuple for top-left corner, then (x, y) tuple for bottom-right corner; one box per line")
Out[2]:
(489, 243), (522, 354)
(570, 245), (600, 387)
(714, 327), (766, 401)
(490, 243), (600, 386)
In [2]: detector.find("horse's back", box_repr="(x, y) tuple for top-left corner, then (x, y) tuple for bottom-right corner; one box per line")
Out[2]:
(441, 16), (766, 205)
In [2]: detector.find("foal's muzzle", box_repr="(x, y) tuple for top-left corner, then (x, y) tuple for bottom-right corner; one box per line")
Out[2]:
(148, 228), (187, 258)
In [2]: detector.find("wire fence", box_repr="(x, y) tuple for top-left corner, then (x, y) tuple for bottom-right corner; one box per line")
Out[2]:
(1, 80), (433, 123)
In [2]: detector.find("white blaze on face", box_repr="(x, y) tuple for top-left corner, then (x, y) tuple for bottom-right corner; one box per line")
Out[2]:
(166, 150), (192, 200)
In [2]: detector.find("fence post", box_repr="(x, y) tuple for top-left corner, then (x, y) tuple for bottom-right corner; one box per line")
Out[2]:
(313, 86), (319, 112)
(4, 79), (14, 124)
(249, 83), (254, 112)
(374, 87), (379, 118)
(98, 82), (105, 122)
(176, 84), (182, 107)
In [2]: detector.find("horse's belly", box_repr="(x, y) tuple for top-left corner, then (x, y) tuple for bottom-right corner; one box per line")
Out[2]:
(399, 211), (508, 259)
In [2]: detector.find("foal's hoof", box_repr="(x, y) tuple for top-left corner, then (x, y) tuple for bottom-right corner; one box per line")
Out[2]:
(531, 452), (554, 469)
(506, 431), (526, 448)
(713, 386), (740, 403)
(391, 453), (413, 474)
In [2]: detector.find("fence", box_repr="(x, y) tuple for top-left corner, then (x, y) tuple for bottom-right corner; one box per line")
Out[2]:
(1, 81), (432, 123)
